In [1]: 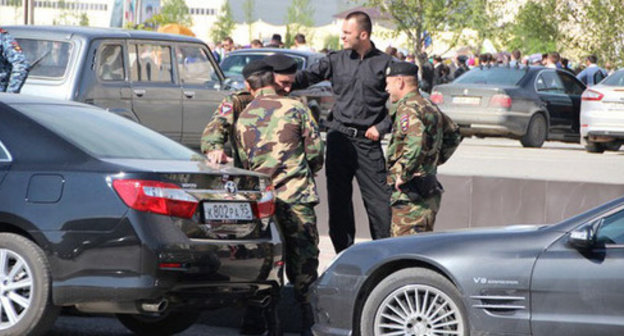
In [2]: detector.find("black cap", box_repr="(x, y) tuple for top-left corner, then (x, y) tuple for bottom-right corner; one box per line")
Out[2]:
(264, 54), (297, 74)
(457, 55), (468, 64)
(385, 62), (419, 77)
(242, 60), (273, 79)
(271, 34), (282, 42)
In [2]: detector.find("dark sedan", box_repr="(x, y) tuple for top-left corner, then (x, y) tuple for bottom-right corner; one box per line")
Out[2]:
(312, 196), (624, 336)
(0, 94), (283, 335)
(220, 48), (335, 121)
(431, 66), (586, 147)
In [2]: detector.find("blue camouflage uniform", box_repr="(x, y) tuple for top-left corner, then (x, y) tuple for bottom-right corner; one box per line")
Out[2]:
(0, 28), (29, 93)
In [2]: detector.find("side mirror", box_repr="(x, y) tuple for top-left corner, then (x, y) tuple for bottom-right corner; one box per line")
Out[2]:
(568, 220), (600, 249)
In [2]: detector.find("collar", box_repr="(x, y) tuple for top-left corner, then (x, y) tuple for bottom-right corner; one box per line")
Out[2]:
(397, 90), (419, 105)
(588, 63), (598, 68)
(255, 88), (277, 97)
(350, 42), (379, 59)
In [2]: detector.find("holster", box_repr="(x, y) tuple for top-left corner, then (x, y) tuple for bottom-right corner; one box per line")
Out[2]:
(399, 175), (444, 202)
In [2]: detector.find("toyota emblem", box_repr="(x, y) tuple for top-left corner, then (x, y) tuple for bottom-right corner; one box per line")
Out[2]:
(224, 181), (238, 194)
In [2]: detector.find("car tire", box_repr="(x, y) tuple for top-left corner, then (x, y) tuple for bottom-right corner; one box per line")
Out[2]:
(117, 310), (200, 336)
(0, 233), (59, 336)
(585, 141), (605, 153)
(520, 113), (547, 148)
(360, 267), (468, 336)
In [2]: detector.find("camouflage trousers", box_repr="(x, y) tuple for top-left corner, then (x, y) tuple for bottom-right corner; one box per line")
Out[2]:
(275, 200), (320, 303)
(391, 194), (442, 237)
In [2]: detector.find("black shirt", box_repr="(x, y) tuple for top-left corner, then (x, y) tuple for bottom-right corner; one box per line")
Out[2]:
(293, 46), (394, 134)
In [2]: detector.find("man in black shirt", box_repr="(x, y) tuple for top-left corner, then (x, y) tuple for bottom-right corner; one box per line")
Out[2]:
(293, 11), (393, 253)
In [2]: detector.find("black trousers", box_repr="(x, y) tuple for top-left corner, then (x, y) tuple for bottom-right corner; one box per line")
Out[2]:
(325, 130), (391, 253)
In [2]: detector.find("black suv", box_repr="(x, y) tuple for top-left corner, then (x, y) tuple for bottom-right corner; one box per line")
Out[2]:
(0, 94), (283, 335)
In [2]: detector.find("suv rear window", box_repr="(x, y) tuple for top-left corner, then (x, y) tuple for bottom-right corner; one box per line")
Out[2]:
(14, 104), (197, 160)
(601, 70), (624, 87)
(16, 39), (72, 78)
(454, 67), (528, 86)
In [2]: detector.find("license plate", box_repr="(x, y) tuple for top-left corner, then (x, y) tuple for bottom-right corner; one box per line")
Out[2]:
(452, 96), (481, 105)
(203, 202), (253, 221)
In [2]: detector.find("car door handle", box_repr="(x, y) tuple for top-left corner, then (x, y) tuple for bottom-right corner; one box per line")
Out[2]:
(133, 89), (146, 97)
(183, 91), (195, 98)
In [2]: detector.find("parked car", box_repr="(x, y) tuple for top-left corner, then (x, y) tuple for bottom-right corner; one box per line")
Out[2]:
(312, 196), (624, 336)
(0, 93), (283, 335)
(580, 69), (624, 153)
(431, 66), (586, 147)
(6, 25), (230, 147)
(220, 48), (335, 122)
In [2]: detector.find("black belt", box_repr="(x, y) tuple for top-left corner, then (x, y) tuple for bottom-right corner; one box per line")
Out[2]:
(322, 119), (367, 138)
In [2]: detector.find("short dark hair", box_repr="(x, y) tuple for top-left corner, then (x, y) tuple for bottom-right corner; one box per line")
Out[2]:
(271, 34), (282, 42)
(512, 49), (521, 60)
(246, 71), (274, 90)
(345, 11), (372, 35)
(294, 33), (306, 44)
(223, 36), (233, 44)
(587, 54), (598, 64)
(548, 52), (560, 63)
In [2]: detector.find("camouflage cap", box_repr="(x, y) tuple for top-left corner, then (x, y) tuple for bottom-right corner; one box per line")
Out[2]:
(264, 54), (297, 74)
(243, 59), (273, 79)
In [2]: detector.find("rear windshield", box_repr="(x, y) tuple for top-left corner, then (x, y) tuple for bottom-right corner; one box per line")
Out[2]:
(454, 67), (528, 86)
(601, 70), (624, 87)
(220, 53), (305, 78)
(16, 39), (73, 78)
(13, 104), (198, 160)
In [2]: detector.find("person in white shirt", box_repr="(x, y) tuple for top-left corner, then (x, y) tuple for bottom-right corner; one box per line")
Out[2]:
(293, 33), (314, 52)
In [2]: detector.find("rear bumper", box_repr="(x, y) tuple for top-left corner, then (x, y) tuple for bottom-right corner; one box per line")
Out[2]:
(443, 108), (530, 137)
(580, 107), (624, 140)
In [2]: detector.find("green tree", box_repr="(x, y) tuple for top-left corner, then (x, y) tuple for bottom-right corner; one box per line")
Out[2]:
(210, 1), (236, 44)
(145, 0), (192, 27)
(243, 0), (255, 42)
(284, 0), (315, 48)
(461, 0), (506, 53)
(323, 34), (341, 51)
(503, 0), (559, 55)
(52, 0), (90, 26)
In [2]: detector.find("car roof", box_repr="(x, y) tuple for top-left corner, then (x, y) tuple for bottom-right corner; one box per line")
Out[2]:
(4, 25), (204, 44)
(226, 48), (323, 58)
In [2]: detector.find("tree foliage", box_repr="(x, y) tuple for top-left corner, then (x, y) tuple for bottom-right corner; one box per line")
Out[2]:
(210, 1), (236, 44)
(284, 0), (315, 48)
(243, 0), (255, 42)
(146, 0), (192, 28)
(503, 0), (559, 55)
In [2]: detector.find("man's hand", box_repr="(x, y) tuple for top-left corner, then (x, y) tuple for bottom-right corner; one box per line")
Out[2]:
(206, 150), (231, 164)
(394, 176), (404, 191)
(365, 125), (380, 141)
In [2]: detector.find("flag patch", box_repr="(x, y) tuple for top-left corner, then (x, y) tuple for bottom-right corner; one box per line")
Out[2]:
(400, 115), (409, 133)
(219, 102), (233, 116)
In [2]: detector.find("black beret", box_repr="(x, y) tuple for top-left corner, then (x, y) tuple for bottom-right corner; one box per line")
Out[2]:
(242, 59), (273, 79)
(385, 62), (419, 77)
(264, 54), (298, 74)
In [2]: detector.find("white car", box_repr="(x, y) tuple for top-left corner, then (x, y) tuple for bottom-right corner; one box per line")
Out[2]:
(580, 69), (624, 153)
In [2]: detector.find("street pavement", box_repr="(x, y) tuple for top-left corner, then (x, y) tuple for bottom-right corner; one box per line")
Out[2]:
(45, 137), (623, 335)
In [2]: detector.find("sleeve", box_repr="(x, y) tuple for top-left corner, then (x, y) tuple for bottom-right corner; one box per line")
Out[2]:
(200, 95), (237, 153)
(374, 114), (392, 135)
(576, 68), (587, 84)
(300, 106), (324, 173)
(438, 110), (462, 165)
(292, 53), (333, 90)
(3, 33), (29, 93)
(397, 109), (424, 182)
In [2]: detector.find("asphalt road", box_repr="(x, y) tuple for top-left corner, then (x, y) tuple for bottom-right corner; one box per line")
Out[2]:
(45, 137), (624, 335)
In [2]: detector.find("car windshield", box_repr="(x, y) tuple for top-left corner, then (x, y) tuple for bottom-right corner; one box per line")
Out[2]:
(601, 70), (624, 87)
(454, 67), (528, 86)
(16, 39), (73, 78)
(220, 53), (305, 78)
(14, 103), (199, 160)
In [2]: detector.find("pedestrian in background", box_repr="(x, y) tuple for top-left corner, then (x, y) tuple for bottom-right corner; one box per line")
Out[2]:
(266, 34), (283, 48)
(385, 62), (461, 236)
(292, 11), (394, 253)
(293, 33), (313, 52)
(577, 54), (608, 86)
(0, 27), (29, 93)
(235, 60), (324, 336)
(453, 55), (469, 79)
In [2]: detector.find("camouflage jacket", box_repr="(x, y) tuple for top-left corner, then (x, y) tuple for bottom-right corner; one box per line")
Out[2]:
(0, 28), (29, 93)
(234, 88), (324, 204)
(200, 91), (254, 153)
(387, 91), (461, 201)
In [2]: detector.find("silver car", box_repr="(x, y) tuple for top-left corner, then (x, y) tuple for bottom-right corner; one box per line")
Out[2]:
(580, 69), (624, 153)
(7, 25), (230, 147)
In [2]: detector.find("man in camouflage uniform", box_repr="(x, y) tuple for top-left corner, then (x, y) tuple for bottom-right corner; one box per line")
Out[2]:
(0, 28), (29, 93)
(385, 62), (461, 236)
(236, 60), (324, 336)
(201, 54), (298, 165)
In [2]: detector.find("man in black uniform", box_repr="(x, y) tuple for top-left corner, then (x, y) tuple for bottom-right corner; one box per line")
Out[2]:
(292, 11), (393, 253)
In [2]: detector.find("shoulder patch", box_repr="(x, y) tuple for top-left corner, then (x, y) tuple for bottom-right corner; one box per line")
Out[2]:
(400, 114), (409, 133)
(11, 41), (22, 52)
(219, 102), (233, 116)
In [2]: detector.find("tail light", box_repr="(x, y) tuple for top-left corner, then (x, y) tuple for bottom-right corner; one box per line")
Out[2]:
(430, 91), (444, 104)
(489, 94), (512, 108)
(113, 179), (199, 219)
(581, 89), (604, 101)
(252, 184), (275, 219)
